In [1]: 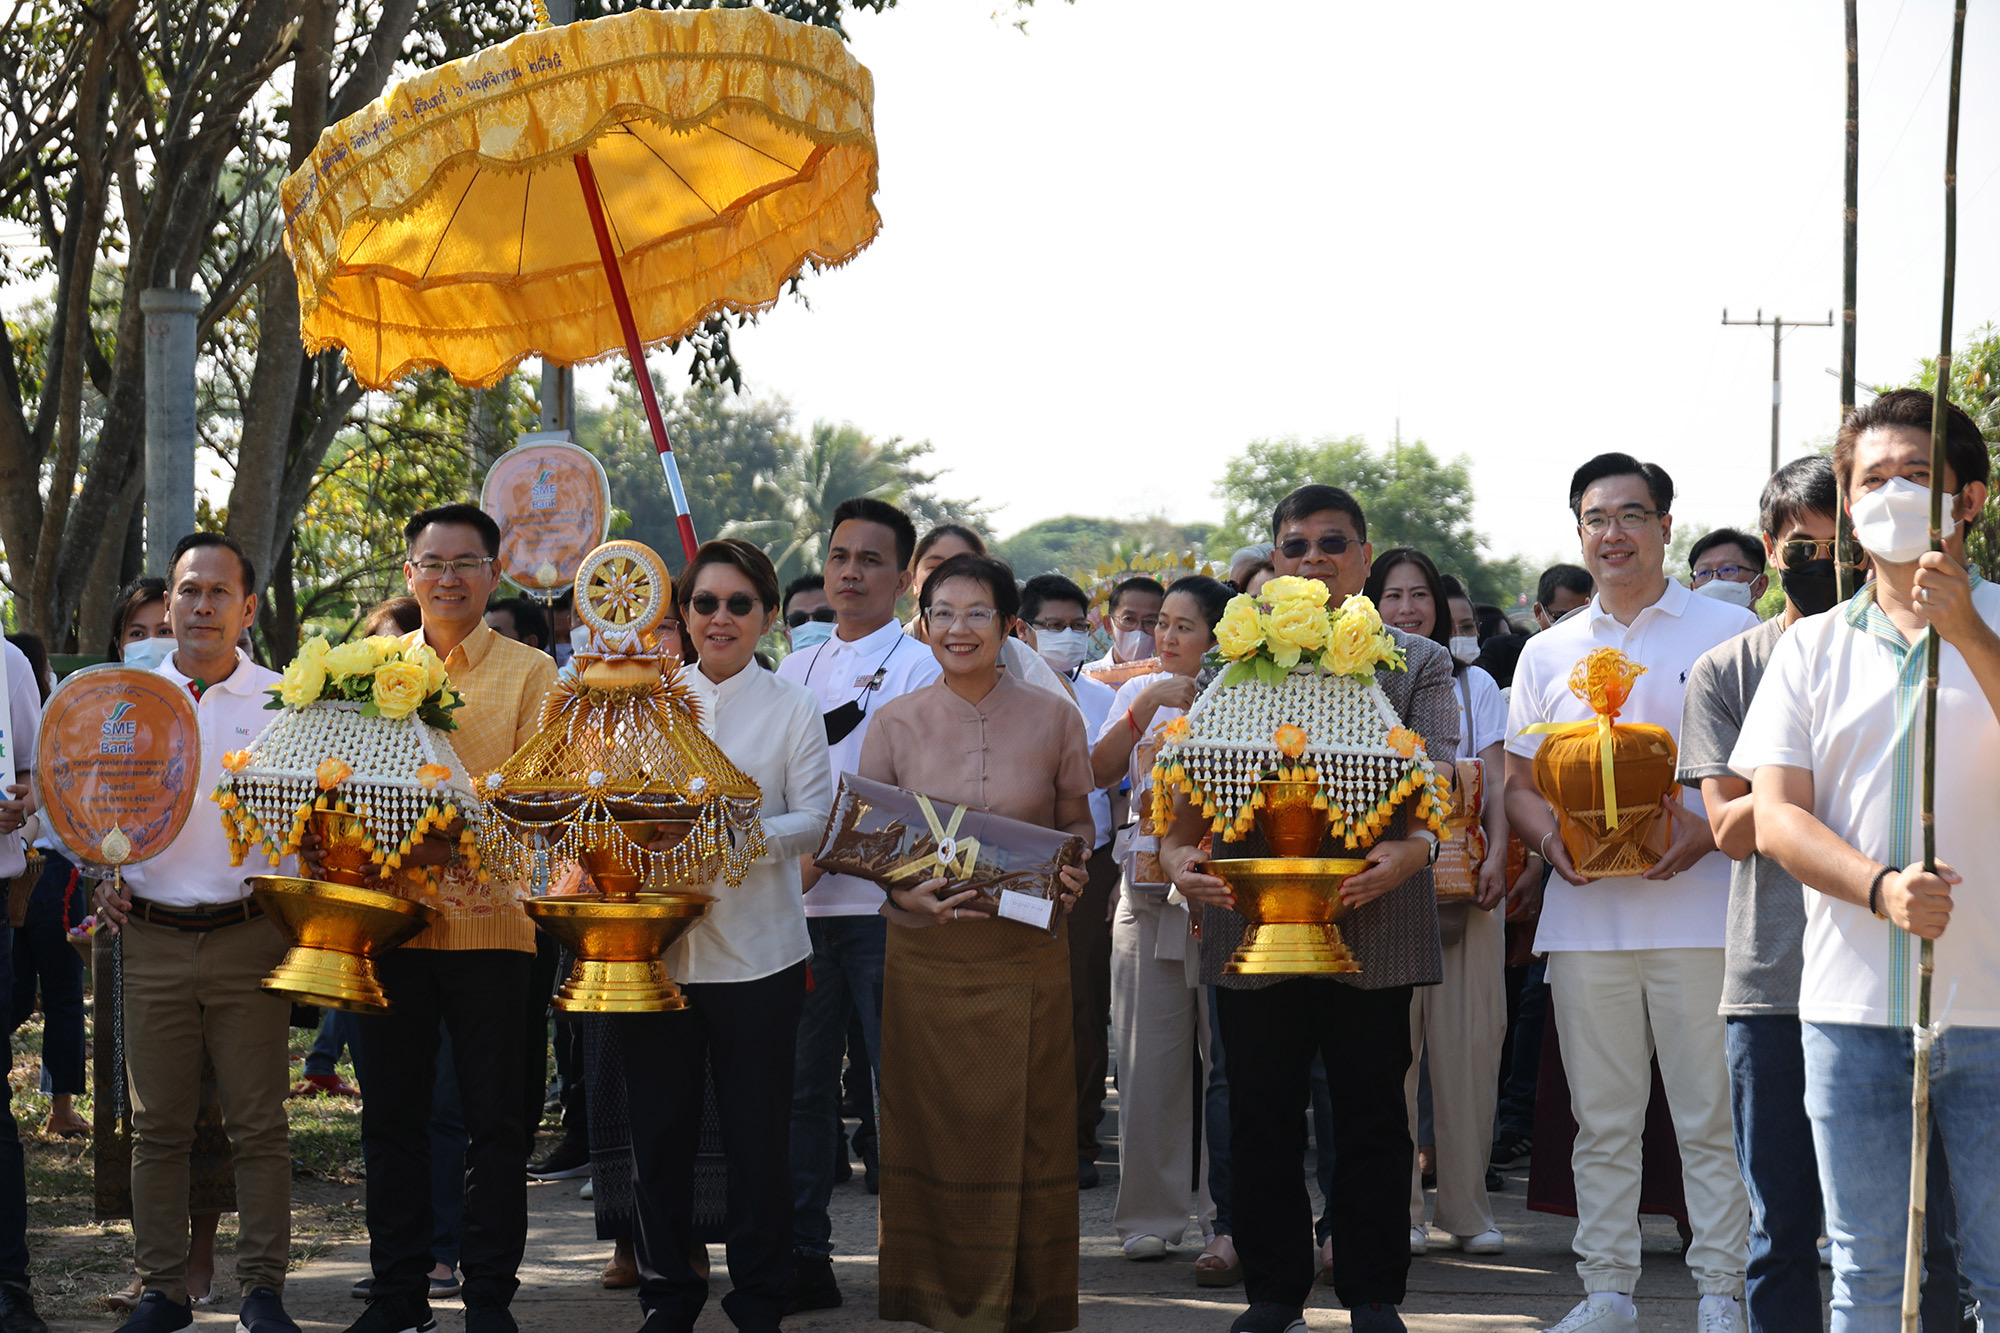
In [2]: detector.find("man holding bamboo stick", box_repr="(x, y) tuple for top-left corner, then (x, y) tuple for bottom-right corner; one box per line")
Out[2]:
(1734, 389), (2000, 1332)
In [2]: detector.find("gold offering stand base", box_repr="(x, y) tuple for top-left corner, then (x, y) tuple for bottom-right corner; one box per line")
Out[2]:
(250, 876), (440, 1013)
(524, 891), (715, 1013)
(1206, 857), (1370, 975)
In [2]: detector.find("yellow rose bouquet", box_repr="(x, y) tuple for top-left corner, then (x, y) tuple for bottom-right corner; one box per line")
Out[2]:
(1213, 577), (1404, 688)
(214, 634), (481, 889)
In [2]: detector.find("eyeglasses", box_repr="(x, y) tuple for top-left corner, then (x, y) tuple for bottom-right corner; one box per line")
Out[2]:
(1110, 612), (1162, 632)
(1778, 537), (1866, 568)
(1277, 534), (1357, 560)
(924, 606), (999, 630)
(1031, 617), (1091, 633)
(689, 592), (761, 617)
(1690, 564), (1758, 586)
(784, 608), (837, 628)
(1577, 508), (1662, 536)
(410, 557), (496, 580)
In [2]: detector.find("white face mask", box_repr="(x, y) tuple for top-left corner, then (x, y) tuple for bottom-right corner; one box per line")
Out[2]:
(1113, 628), (1155, 662)
(122, 636), (175, 671)
(1035, 628), (1089, 671)
(1694, 579), (1757, 608)
(789, 619), (835, 651)
(1448, 635), (1481, 665)
(1849, 476), (1956, 566)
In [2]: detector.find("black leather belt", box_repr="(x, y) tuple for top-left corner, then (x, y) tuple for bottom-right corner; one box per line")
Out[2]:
(127, 896), (264, 932)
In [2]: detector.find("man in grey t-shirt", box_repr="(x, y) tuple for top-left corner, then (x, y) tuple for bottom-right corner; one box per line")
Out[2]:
(1674, 458), (1841, 1333)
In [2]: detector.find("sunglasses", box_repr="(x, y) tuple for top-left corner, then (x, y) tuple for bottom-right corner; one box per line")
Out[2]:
(1778, 537), (1866, 569)
(689, 592), (761, 617)
(1277, 534), (1356, 559)
(785, 608), (837, 628)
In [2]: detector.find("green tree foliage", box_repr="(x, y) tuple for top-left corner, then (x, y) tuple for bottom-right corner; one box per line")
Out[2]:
(1211, 435), (1531, 607)
(992, 516), (1219, 581)
(572, 381), (982, 586)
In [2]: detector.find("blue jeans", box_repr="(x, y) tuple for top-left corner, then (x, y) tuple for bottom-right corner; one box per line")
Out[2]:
(9, 858), (84, 1096)
(1804, 1021), (2000, 1332)
(1726, 1016), (1823, 1332)
(0, 923), (27, 1285)
(1495, 956), (1547, 1141)
(789, 915), (885, 1258)
(303, 1008), (357, 1079)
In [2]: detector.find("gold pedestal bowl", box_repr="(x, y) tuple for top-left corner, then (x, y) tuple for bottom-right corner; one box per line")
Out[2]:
(1206, 856), (1371, 976)
(525, 892), (715, 1012)
(250, 876), (439, 1012)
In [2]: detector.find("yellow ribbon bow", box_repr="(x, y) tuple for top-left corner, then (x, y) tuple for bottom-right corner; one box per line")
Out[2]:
(885, 795), (982, 882)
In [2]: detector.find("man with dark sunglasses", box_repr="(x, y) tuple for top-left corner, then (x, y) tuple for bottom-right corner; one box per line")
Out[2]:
(781, 575), (835, 652)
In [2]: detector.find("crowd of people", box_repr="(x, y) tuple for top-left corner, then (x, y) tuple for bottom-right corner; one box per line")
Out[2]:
(0, 387), (1993, 1333)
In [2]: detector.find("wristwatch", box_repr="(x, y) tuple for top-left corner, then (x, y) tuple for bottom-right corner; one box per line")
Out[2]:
(1411, 829), (1441, 866)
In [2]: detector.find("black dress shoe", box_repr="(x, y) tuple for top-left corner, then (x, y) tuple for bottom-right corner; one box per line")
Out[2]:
(112, 1291), (191, 1333)
(340, 1294), (436, 1333)
(0, 1282), (48, 1333)
(526, 1133), (592, 1180)
(1077, 1155), (1101, 1190)
(783, 1253), (842, 1314)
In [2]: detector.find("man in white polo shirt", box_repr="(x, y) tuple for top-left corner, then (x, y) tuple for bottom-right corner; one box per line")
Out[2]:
(1734, 389), (2000, 1331)
(1504, 455), (1755, 1333)
(95, 534), (299, 1333)
(777, 497), (941, 1314)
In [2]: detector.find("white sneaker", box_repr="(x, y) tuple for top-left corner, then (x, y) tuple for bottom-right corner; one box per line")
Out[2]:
(1697, 1294), (1745, 1333)
(1453, 1228), (1504, 1255)
(1545, 1296), (1638, 1331)
(1409, 1224), (1428, 1256)
(578, 1176), (594, 1200)
(1123, 1234), (1167, 1260)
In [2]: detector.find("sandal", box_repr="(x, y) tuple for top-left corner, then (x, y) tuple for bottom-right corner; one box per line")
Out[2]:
(1194, 1234), (1242, 1288)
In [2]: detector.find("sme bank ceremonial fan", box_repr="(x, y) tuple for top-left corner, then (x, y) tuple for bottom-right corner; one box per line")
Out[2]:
(214, 635), (477, 1012)
(1147, 577), (1452, 975)
(477, 540), (764, 1013)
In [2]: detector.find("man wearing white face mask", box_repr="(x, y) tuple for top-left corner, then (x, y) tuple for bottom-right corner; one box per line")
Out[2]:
(1688, 531), (1769, 614)
(1082, 577), (1166, 676)
(1734, 389), (2000, 1331)
(1016, 574), (1122, 1187)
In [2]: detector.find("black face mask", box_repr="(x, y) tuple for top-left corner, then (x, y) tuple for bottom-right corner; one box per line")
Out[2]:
(823, 699), (865, 745)
(1780, 559), (1843, 618)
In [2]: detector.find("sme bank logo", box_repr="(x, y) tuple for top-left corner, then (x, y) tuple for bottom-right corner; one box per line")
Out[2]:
(530, 465), (559, 511)
(100, 700), (138, 755)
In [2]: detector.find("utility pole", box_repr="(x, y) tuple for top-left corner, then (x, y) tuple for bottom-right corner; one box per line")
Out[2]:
(1722, 308), (1836, 474)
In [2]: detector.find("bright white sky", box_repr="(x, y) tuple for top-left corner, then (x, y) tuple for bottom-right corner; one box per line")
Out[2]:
(571, 0), (2000, 572)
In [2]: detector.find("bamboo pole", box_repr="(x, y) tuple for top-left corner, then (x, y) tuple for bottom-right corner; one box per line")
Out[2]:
(1902, 5), (1964, 1328)
(1837, 0), (1860, 601)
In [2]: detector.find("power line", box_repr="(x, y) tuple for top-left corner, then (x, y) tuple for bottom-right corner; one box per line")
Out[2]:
(1722, 308), (1836, 474)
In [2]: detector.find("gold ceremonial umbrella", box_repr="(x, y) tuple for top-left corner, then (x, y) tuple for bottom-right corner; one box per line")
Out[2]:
(279, 3), (880, 557)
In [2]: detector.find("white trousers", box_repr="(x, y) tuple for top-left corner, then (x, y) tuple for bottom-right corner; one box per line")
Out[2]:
(1109, 887), (1213, 1245)
(1546, 947), (1747, 1297)
(1407, 902), (1505, 1238)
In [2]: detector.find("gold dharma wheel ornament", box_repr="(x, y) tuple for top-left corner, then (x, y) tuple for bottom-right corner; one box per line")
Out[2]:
(494, 539), (768, 1013)
(572, 539), (676, 689)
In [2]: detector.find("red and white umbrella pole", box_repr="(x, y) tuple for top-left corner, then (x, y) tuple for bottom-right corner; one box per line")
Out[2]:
(573, 150), (700, 562)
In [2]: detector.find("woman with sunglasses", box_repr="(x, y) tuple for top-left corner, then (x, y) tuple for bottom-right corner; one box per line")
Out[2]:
(1363, 547), (1510, 1260)
(608, 539), (833, 1333)
(860, 552), (1094, 1333)
(1088, 574), (1240, 1281)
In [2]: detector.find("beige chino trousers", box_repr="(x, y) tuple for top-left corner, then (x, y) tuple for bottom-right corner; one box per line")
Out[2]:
(1547, 946), (1747, 1297)
(1109, 886), (1214, 1246)
(122, 913), (293, 1301)
(1406, 901), (1505, 1239)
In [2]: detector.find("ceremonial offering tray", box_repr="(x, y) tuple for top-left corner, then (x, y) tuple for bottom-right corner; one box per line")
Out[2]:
(1526, 647), (1678, 879)
(813, 774), (1089, 935)
(1149, 578), (1453, 974)
(215, 635), (473, 1012)
(479, 540), (764, 1012)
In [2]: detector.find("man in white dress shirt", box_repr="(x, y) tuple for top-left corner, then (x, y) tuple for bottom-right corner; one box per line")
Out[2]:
(776, 498), (940, 1313)
(95, 534), (299, 1333)
(1503, 456), (1755, 1333)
